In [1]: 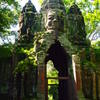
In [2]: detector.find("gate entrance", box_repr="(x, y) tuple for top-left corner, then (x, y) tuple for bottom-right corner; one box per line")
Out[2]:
(45, 41), (70, 100)
(46, 60), (59, 100)
(45, 60), (69, 100)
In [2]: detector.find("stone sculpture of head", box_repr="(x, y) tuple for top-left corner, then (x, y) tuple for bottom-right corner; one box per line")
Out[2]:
(45, 9), (65, 34)
(41, 0), (66, 33)
(45, 10), (60, 32)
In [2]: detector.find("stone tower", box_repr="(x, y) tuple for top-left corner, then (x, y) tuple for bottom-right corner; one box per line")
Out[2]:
(34, 0), (80, 100)
(0, 0), (88, 100)
(67, 4), (87, 46)
(18, 0), (37, 43)
(33, 0), (87, 100)
(16, 1), (37, 100)
(17, 0), (87, 100)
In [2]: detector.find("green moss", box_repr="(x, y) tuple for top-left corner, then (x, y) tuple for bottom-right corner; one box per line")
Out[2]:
(0, 46), (12, 58)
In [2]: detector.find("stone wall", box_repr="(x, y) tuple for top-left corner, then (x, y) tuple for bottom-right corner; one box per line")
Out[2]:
(73, 49), (100, 100)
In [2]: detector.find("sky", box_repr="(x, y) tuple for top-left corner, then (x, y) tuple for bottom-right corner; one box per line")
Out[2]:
(17, 0), (41, 12)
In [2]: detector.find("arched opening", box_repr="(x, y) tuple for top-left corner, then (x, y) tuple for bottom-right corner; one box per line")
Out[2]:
(45, 41), (71, 100)
(46, 60), (59, 100)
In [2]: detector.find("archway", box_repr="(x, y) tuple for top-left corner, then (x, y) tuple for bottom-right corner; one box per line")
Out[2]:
(46, 60), (59, 100)
(45, 41), (71, 100)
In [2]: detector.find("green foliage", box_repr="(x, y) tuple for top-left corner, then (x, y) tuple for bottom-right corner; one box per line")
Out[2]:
(46, 61), (59, 100)
(64, 0), (75, 12)
(83, 60), (96, 70)
(14, 47), (37, 74)
(0, 0), (20, 34)
(47, 61), (58, 78)
(38, 0), (43, 5)
(48, 85), (58, 100)
(0, 44), (14, 58)
(81, 45), (100, 70)
(92, 40), (100, 48)
(91, 41), (100, 63)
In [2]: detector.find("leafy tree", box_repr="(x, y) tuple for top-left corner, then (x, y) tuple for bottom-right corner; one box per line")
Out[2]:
(0, 0), (20, 34)
(38, 0), (43, 5)
(0, 44), (13, 58)
(13, 46), (37, 73)
(75, 0), (100, 34)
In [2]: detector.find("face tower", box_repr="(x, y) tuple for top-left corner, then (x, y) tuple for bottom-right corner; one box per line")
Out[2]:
(36, 0), (73, 100)
(18, 0), (37, 44)
(35, 0), (87, 100)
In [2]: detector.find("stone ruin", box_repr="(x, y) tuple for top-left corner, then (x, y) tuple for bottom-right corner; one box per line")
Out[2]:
(18, 0), (37, 43)
(31, 0), (87, 100)
(16, 0), (88, 99)
(0, 0), (89, 100)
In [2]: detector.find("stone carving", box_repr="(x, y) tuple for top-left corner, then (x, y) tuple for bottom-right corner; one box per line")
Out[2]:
(17, 0), (87, 100)
(35, 0), (79, 100)
(35, 0), (76, 66)
(67, 4), (87, 46)
(0, 0), (89, 100)
(45, 10), (59, 32)
(18, 0), (37, 43)
(41, 0), (66, 12)
(15, 1), (38, 99)
(45, 10), (64, 34)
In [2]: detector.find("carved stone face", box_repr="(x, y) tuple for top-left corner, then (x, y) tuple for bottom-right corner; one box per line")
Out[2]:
(45, 10), (59, 32)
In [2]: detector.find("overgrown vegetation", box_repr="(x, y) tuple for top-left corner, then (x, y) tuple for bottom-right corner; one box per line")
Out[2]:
(0, 0), (100, 100)
(14, 46), (37, 74)
(0, 0), (20, 34)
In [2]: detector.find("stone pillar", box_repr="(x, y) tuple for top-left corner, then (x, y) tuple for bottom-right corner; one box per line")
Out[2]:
(96, 69), (100, 100)
(90, 49), (97, 99)
(72, 54), (82, 91)
(93, 71), (96, 100)
(37, 66), (45, 100)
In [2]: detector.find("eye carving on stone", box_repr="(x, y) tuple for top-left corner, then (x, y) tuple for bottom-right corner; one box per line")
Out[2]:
(48, 15), (54, 20)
